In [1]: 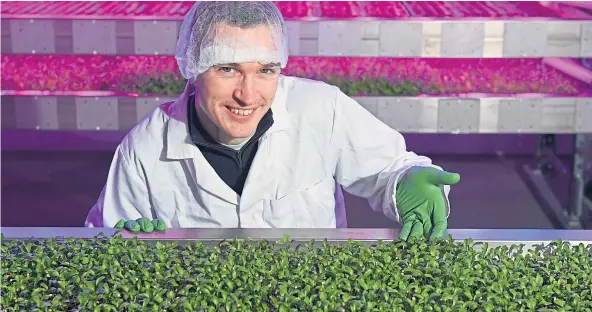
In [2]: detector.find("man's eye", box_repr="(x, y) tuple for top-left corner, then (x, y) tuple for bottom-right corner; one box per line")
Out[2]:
(218, 67), (233, 73)
(260, 68), (276, 74)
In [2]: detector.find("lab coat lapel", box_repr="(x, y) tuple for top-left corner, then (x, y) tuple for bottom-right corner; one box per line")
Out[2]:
(164, 81), (239, 205)
(188, 156), (240, 205)
(165, 80), (197, 160)
(240, 79), (292, 209)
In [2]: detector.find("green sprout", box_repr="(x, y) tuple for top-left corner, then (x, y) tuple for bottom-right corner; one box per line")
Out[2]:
(276, 233), (292, 245)
(1, 235), (590, 311)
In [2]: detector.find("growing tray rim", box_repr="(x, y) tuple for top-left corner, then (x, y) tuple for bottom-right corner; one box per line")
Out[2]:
(2, 227), (592, 244)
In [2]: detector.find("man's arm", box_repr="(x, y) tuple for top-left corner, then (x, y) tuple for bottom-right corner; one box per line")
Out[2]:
(329, 88), (451, 223)
(85, 145), (153, 227)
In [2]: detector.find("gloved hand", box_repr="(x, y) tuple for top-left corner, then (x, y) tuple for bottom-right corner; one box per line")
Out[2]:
(114, 217), (166, 233)
(396, 166), (460, 240)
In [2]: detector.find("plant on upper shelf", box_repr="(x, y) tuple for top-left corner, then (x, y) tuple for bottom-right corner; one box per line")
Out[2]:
(2, 234), (591, 311)
(113, 70), (580, 97)
(119, 73), (434, 97)
(2, 55), (583, 95)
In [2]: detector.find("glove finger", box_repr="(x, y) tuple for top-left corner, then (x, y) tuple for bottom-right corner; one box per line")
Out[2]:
(135, 217), (154, 233)
(114, 219), (125, 229)
(430, 218), (448, 240)
(410, 220), (424, 239)
(143, 221), (155, 233)
(124, 220), (141, 233)
(423, 218), (433, 238)
(427, 170), (460, 186)
(152, 219), (166, 232)
(430, 199), (448, 240)
(431, 188), (448, 224)
(399, 219), (414, 241)
(136, 217), (150, 223)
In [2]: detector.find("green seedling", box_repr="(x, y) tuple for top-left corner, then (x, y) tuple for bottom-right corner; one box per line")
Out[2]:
(1, 235), (590, 311)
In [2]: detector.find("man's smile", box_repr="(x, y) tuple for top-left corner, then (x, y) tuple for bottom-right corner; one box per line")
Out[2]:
(225, 106), (257, 120)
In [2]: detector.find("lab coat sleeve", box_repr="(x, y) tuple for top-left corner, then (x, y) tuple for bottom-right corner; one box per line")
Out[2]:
(85, 145), (153, 227)
(330, 88), (451, 223)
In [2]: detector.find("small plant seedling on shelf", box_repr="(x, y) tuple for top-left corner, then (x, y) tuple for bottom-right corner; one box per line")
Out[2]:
(1, 234), (591, 311)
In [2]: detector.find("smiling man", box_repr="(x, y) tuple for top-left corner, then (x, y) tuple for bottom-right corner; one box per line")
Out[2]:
(85, 1), (460, 240)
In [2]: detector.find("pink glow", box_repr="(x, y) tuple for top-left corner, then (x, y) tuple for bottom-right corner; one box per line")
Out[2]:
(543, 58), (592, 84)
(0, 1), (578, 20)
(2, 55), (589, 95)
(538, 1), (592, 19)
(561, 1), (592, 10)
(0, 90), (139, 97)
(2, 89), (585, 99)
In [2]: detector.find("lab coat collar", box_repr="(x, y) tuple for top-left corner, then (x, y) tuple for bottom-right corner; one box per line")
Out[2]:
(265, 75), (291, 136)
(165, 77), (291, 160)
(165, 81), (199, 160)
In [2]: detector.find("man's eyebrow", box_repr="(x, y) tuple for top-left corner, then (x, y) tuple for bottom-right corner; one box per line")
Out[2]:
(214, 62), (280, 68)
(262, 62), (281, 68)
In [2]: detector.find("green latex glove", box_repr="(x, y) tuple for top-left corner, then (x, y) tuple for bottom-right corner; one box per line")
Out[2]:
(396, 166), (460, 240)
(114, 218), (166, 233)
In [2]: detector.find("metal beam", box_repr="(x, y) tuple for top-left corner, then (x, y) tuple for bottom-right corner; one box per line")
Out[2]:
(3, 95), (592, 134)
(522, 164), (580, 229)
(572, 133), (592, 226)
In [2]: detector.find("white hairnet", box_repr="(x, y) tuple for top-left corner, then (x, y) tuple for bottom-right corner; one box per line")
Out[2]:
(175, 1), (289, 81)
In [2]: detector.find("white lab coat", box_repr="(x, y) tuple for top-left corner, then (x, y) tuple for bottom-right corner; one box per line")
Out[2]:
(85, 75), (450, 228)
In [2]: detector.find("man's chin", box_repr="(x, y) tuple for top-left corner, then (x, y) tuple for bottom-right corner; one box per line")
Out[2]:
(215, 120), (256, 141)
(226, 128), (258, 141)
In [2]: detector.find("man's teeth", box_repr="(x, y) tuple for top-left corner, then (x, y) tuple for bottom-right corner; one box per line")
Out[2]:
(230, 108), (254, 116)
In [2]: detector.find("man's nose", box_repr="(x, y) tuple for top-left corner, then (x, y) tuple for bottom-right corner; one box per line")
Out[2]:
(234, 77), (257, 107)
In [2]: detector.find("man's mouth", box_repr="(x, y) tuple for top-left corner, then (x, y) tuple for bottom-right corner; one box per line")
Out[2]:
(227, 107), (254, 116)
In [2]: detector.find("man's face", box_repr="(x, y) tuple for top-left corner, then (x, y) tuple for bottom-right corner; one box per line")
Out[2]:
(194, 24), (281, 144)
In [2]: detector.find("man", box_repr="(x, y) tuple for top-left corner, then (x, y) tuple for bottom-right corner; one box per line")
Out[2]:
(85, 1), (460, 240)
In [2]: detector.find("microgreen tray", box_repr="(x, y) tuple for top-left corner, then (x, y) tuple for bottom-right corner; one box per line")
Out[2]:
(2, 228), (591, 311)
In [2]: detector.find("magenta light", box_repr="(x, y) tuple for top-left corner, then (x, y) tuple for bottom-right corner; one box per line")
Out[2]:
(1, 1), (583, 21)
(2, 55), (589, 96)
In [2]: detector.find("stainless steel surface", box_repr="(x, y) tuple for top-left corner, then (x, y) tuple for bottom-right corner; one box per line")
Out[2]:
(2, 228), (592, 245)
(5, 19), (592, 58)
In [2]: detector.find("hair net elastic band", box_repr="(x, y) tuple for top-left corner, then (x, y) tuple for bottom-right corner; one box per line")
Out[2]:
(196, 45), (284, 74)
